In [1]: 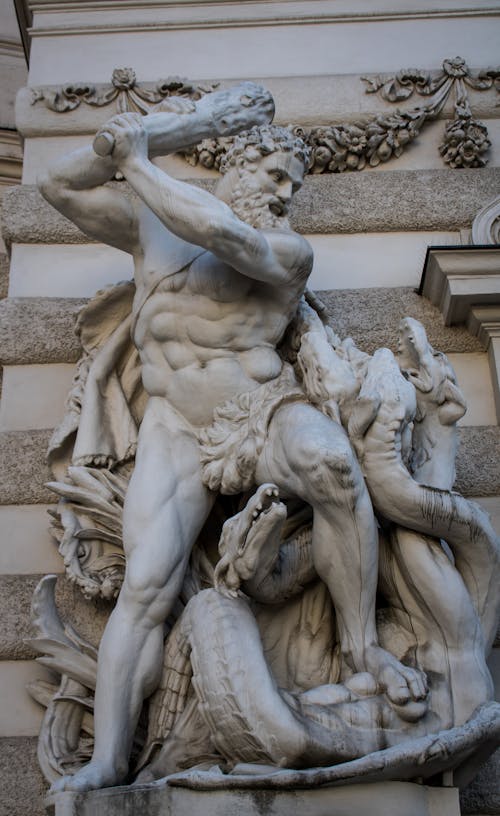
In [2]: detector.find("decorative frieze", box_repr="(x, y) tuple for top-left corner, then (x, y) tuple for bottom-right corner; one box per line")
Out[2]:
(26, 57), (500, 174)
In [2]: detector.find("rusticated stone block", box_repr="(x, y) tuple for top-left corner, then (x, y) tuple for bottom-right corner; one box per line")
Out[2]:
(0, 288), (484, 369)
(0, 430), (53, 505)
(4, 169), (500, 246)
(460, 749), (500, 814)
(0, 574), (110, 660)
(0, 737), (46, 816)
(0, 297), (84, 365)
(0, 253), (8, 300)
(318, 287), (483, 355)
(456, 427), (500, 498)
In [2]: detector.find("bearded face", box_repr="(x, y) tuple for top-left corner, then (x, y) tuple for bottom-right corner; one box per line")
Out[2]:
(226, 151), (305, 231)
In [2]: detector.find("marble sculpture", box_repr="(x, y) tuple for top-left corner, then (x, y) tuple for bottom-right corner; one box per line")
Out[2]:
(30, 81), (500, 795)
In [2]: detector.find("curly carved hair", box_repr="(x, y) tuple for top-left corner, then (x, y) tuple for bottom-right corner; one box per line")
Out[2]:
(219, 124), (311, 174)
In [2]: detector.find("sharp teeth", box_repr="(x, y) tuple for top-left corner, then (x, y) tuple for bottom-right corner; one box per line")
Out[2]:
(256, 502), (262, 511)
(252, 510), (259, 518)
(272, 489), (278, 496)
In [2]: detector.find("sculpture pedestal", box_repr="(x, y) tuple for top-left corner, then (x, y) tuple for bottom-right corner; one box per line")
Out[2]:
(45, 780), (460, 816)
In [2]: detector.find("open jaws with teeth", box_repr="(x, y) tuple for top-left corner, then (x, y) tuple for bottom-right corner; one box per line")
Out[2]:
(249, 485), (281, 527)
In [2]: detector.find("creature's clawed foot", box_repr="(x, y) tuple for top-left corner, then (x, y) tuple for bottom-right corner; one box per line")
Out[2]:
(365, 646), (428, 714)
(49, 759), (125, 794)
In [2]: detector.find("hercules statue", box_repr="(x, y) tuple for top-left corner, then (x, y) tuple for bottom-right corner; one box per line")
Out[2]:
(38, 83), (427, 792)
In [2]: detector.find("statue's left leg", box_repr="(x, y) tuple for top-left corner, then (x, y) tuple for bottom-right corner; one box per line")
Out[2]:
(256, 402), (427, 706)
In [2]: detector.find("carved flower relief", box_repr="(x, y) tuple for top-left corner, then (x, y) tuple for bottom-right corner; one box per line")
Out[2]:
(111, 67), (137, 90)
(440, 116), (491, 168)
(442, 57), (468, 79)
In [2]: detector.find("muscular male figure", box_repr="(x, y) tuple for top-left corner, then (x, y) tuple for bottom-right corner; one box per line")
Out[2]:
(40, 105), (426, 792)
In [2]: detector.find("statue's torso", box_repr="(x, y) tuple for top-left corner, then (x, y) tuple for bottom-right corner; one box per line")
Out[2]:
(132, 211), (305, 426)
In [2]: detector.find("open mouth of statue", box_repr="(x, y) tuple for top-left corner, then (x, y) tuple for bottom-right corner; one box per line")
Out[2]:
(269, 199), (287, 217)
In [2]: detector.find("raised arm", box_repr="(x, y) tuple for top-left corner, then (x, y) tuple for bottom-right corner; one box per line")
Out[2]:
(38, 147), (140, 255)
(104, 113), (313, 286)
(38, 83), (276, 259)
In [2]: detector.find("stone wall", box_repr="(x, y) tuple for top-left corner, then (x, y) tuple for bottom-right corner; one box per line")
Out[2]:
(0, 2), (499, 813)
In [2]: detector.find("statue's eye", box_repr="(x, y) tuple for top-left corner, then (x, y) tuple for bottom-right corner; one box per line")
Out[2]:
(270, 171), (283, 182)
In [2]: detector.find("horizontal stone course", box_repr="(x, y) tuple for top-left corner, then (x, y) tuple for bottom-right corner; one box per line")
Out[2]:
(318, 287), (483, 355)
(3, 168), (500, 246)
(0, 253), (8, 300)
(0, 574), (110, 661)
(0, 429), (53, 505)
(0, 424), (498, 511)
(460, 749), (500, 814)
(0, 736), (46, 816)
(0, 288), (482, 367)
(0, 297), (84, 365)
(456, 427), (500, 498)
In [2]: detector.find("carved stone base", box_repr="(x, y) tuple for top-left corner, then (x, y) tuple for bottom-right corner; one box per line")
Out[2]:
(45, 780), (460, 816)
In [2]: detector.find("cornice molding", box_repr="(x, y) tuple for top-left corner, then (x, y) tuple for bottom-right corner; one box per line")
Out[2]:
(0, 39), (25, 59)
(421, 245), (500, 423)
(27, 0), (500, 36)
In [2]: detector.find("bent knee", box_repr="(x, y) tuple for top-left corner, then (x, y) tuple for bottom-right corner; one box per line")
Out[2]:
(286, 431), (362, 501)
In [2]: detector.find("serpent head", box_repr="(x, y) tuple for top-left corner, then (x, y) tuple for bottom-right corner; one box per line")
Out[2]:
(214, 484), (287, 598)
(397, 317), (435, 393)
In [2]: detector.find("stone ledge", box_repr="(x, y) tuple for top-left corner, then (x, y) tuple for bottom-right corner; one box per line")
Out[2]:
(460, 749), (500, 815)
(3, 169), (500, 246)
(16, 74), (499, 138)
(319, 287), (483, 355)
(0, 425), (497, 506)
(0, 574), (110, 661)
(0, 429), (53, 505)
(0, 289), (483, 367)
(0, 737), (46, 816)
(0, 297), (84, 365)
(0, 253), (8, 300)
(456, 427), (500, 497)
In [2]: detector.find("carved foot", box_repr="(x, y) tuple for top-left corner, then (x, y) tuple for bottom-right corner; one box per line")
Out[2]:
(364, 645), (428, 710)
(50, 759), (126, 794)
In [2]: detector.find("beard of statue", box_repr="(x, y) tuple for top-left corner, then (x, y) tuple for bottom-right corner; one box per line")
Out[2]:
(228, 164), (291, 231)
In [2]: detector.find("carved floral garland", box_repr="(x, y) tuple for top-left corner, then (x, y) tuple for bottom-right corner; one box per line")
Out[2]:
(31, 58), (500, 173)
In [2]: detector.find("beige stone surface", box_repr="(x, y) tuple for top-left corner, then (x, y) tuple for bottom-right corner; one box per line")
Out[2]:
(0, 574), (110, 661)
(0, 252), (8, 299)
(0, 660), (54, 737)
(0, 505), (63, 575)
(0, 288), (484, 370)
(9, 243), (134, 297)
(319, 287), (483, 355)
(0, 296), (83, 364)
(5, 170), (500, 247)
(460, 749), (500, 815)
(308, 231), (459, 290)
(0, 429), (53, 505)
(447, 354), (497, 427)
(0, 364), (76, 431)
(1, 352), (493, 436)
(0, 737), (46, 816)
(455, 427), (500, 497)
(27, 10), (500, 85)
(7, 231), (458, 297)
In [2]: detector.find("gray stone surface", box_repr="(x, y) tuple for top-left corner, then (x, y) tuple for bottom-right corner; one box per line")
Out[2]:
(0, 289), (483, 368)
(0, 427), (497, 510)
(0, 297), (84, 365)
(0, 737), (46, 816)
(0, 574), (110, 660)
(0, 429), (53, 505)
(4, 168), (500, 246)
(319, 287), (483, 355)
(456, 427), (500, 498)
(0, 253), (8, 300)
(45, 780), (461, 816)
(460, 749), (500, 814)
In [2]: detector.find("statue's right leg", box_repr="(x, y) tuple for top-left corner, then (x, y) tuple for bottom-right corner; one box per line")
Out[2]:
(52, 397), (215, 793)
